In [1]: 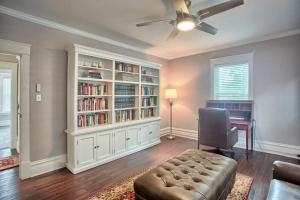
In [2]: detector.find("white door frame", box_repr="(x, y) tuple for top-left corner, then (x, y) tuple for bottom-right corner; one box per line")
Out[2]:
(0, 39), (31, 179)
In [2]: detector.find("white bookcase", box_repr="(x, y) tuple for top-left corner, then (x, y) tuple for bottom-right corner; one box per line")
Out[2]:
(65, 44), (161, 173)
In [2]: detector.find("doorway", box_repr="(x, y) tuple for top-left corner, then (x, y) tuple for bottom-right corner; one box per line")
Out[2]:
(0, 54), (19, 171)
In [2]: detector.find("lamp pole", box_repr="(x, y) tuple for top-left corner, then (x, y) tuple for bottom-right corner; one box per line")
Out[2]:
(167, 99), (175, 140)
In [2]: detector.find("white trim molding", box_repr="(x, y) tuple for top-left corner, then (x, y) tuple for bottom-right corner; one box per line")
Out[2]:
(171, 29), (300, 60)
(0, 6), (145, 54)
(30, 155), (66, 177)
(0, 39), (31, 180)
(160, 127), (300, 159)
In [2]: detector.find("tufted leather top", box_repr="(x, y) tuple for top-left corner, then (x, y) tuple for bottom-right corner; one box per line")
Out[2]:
(134, 149), (237, 200)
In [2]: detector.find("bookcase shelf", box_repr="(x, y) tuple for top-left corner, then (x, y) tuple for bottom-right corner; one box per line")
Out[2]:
(78, 109), (111, 114)
(78, 77), (113, 82)
(78, 65), (113, 72)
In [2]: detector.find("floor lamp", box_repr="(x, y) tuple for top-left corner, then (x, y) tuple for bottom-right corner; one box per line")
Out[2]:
(165, 89), (177, 140)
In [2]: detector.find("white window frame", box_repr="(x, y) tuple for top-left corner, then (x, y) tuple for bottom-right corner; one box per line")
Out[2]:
(210, 53), (253, 100)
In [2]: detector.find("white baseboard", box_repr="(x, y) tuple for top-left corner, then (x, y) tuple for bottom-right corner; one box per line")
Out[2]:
(160, 127), (198, 140)
(30, 154), (66, 177)
(160, 127), (300, 159)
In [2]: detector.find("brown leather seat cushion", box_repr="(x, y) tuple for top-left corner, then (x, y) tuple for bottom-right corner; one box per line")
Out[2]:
(267, 179), (300, 200)
(134, 149), (237, 200)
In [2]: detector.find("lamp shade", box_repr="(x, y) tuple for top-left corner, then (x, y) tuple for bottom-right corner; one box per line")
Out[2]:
(165, 89), (177, 99)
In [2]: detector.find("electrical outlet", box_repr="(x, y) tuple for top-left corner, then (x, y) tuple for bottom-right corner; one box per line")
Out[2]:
(36, 94), (42, 102)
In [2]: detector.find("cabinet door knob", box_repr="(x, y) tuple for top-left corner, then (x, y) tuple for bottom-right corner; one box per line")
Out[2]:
(149, 131), (152, 135)
(94, 146), (97, 149)
(97, 145), (100, 148)
(126, 138), (130, 140)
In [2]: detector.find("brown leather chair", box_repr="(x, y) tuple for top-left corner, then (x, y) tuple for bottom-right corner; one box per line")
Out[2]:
(198, 108), (238, 157)
(267, 161), (300, 200)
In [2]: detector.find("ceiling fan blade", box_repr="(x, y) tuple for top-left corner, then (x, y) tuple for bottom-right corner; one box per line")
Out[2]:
(167, 28), (180, 40)
(196, 22), (218, 35)
(172, 0), (190, 14)
(197, 0), (244, 19)
(136, 19), (172, 27)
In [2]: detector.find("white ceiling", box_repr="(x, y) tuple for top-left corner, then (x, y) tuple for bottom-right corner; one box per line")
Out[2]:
(1, 0), (300, 59)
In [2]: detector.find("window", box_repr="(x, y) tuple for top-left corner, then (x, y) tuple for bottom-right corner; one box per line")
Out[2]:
(0, 70), (12, 113)
(211, 54), (253, 100)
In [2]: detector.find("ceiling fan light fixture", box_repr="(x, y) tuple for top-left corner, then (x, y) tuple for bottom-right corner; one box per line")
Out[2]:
(177, 18), (195, 31)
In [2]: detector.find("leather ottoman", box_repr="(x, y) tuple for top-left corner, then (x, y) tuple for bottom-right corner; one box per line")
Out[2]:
(134, 149), (237, 200)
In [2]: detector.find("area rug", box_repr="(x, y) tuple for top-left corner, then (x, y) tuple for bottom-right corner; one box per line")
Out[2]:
(0, 155), (19, 171)
(88, 169), (253, 200)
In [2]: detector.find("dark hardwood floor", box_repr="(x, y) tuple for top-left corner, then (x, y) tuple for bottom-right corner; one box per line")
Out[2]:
(0, 137), (299, 200)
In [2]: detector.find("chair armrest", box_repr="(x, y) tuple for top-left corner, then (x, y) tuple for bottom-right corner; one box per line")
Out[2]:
(230, 127), (238, 133)
(273, 161), (300, 185)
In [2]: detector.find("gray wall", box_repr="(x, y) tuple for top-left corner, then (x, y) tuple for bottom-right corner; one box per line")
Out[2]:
(0, 14), (169, 161)
(167, 34), (300, 146)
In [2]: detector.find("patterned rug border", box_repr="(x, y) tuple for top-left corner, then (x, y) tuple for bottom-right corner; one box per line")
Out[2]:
(242, 173), (254, 200)
(87, 157), (175, 200)
(88, 164), (254, 200)
(0, 155), (19, 171)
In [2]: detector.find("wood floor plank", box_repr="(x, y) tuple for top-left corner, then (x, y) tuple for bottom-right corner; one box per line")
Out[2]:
(0, 136), (299, 200)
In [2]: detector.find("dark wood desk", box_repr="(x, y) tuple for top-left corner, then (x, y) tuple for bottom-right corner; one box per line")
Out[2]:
(231, 120), (253, 159)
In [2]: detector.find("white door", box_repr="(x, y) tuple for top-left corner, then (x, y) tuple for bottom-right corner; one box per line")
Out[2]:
(96, 132), (111, 160)
(150, 123), (160, 143)
(77, 134), (96, 166)
(140, 125), (151, 146)
(0, 60), (18, 151)
(126, 128), (139, 150)
(114, 130), (126, 155)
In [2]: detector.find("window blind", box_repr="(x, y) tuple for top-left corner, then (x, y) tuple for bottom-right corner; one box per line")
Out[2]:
(213, 63), (249, 100)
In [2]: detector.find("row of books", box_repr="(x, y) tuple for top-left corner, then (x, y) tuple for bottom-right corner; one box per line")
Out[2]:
(77, 113), (108, 128)
(115, 110), (136, 122)
(141, 86), (155, 96)
(115, 84), (136, 95)
(115, 73), (138, 82)
(78, 98), (108, 112)
(78, 82), (108, 95)
(142, 76), (154, 83)
(142, 97), (156, 107)
(141, 108), (155, 119)
(115, 97), (135, 109)
(115, 62), (139, 73)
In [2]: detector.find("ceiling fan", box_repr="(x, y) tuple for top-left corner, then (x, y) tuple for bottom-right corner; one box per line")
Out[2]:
(136, 0), (244, 39)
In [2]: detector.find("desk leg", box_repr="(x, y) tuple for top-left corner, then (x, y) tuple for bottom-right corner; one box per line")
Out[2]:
(246, 128), (249, 160)
(251, 126), (254, 151)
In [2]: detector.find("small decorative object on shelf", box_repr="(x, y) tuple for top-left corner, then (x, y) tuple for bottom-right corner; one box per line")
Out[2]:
(88, 70), (102, 79)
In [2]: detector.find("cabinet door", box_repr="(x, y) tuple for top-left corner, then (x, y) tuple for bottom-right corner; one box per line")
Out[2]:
(140, 125), (151, 146)
(96, 132), (112, 161)
(150, 122), (160, 143)
(126, 128), (139, 150)
(77, 134), (96, 167)
(114, 130), (126, 155)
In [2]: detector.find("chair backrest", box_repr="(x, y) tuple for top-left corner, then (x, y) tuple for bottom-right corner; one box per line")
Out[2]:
(198, 108), (230, 149)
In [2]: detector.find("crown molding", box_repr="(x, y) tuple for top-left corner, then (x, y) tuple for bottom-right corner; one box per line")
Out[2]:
(1, 5), (299, 60)
(0, 5), (146, 54)
(169, 29), (300, 60)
